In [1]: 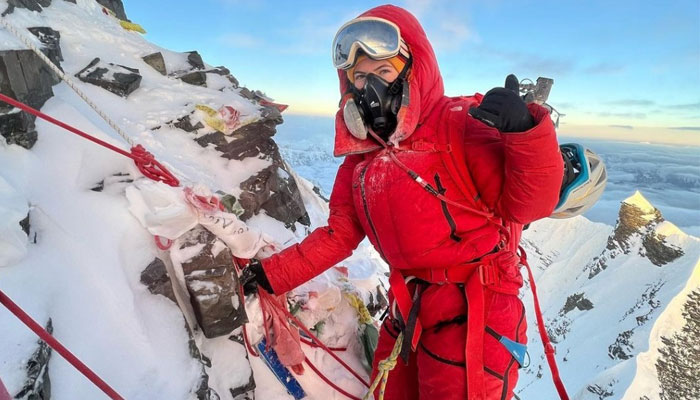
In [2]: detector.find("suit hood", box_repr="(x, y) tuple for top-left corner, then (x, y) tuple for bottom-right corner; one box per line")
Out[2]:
(333, 5), (445, 156)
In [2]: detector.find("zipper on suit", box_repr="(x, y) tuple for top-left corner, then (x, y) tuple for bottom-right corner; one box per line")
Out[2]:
(360, 162), (387, 260)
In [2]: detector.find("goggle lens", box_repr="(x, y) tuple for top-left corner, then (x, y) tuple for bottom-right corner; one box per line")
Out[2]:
(332, 18), (400, 69)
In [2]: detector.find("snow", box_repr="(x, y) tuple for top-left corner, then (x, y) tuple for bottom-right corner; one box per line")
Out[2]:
(623, 190), (656, 214)
(622, 258), (700, 399)
(0, 175), (29, 267)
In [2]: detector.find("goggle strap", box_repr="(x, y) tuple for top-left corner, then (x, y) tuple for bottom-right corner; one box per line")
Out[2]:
(388, 56), (412, 95)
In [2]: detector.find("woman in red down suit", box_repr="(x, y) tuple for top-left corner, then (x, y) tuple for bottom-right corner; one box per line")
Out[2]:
(242, 5), (563, 400)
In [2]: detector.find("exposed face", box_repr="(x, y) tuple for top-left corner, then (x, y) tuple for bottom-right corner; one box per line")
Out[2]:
(352, 57), (400, 90)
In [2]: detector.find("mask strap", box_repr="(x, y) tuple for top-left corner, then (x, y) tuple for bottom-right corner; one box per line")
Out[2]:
(388, 56), (412, 95)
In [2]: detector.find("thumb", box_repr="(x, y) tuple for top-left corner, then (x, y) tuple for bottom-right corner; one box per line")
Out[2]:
(505, 74), (519, 94)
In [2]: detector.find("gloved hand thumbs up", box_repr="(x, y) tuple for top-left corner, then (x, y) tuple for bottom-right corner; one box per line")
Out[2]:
(504, 74), (520, 94)
(469, 74), (534, 133)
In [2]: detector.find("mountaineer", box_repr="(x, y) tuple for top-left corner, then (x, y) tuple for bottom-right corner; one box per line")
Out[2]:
(243, 5), (565, 399)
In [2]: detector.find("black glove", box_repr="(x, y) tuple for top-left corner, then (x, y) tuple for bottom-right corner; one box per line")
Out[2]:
(240, 258), (274, 294)
(469, 74), (534, 133)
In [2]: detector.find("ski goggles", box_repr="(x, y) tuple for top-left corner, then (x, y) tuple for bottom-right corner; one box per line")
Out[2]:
(332, 17), (402, 70)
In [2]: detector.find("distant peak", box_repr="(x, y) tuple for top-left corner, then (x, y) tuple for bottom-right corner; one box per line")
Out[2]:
(623, 190), (656, 214)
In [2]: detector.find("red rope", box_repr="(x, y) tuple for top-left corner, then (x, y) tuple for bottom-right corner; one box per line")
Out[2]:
(266, 290), (370, 388)
(300, 335), (347, 352)
(0, 375), (11, 400)
(154, 236), (173, 250)
(0, 93), (179, 187)
(303, 356), (362, 400)
(520, 247), (570, 400)
(0, 290), (125, 400)
(233, 259), (369, 396)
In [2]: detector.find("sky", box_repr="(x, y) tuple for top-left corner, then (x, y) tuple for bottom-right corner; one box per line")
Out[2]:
(123, 0), (700, 145)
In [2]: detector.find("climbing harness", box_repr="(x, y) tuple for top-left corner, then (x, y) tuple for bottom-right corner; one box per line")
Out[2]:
(362, 101), (570, 399)
(0, 290), (125, 400)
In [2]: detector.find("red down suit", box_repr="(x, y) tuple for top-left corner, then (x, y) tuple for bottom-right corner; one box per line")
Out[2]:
(261, 5), (563, 400)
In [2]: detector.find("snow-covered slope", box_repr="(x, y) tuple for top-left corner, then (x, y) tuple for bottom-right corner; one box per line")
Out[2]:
(517, 192), (699, 399)
(0, 1), (384, 399)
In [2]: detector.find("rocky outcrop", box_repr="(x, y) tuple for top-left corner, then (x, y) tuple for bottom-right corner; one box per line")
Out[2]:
(14, 319), (53, 400)
(96, 0), (128, 21)
(587, 192), (684, 278)
(2, 0), (52, 15)
(142, 52), (166, 75)
(239, 164), (310, 229)
(562, 292), (594, 314)
(608, 199), (663, 254)
(28, 27), (63, 70)
(608, 329), (634, 360)
(642, 233), (685, 267)
(141, 51), (239, 89)
(0, 48), (61, 149)
(656, 289), (700, 400)
(174, 227), (248, 338)
(191, 107), (308, 229)
(75, 57), (141, 97)
(140, 258), (177, 303)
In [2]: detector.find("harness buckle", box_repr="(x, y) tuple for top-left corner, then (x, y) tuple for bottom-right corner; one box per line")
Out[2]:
(478, 262), (499, 286)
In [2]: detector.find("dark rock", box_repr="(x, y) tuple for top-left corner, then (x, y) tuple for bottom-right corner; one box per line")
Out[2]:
(238, 88), (270, 103)
(96, 0), (128, 21)
(608, 201), (663, 254)
(63, 0), (76, 3)
(28, 27), (63, 71)
(229, 373), (256, 400)
(608, 330), (634, 360)
(239, 87), (256, 101)
(14, 319), (52, 400)
(0, 49), (59, 149)
(142, 52), (167, 75)
(0, 50), (58, 110)
(75, 57), (142, 97)
(589, 194), (683, 278)
(175, 227), (247, 338)
(175, 70), (207, 87)
(642, 233), (684, 267)
(20, 213), (30, 236)
(260, 106), (283, 125)
(190, 103), (308, 228)
(3, 0), (51, 15)
(562, 293), (594, 314)
(586, 383), (615, 399)
(173, 115), (204, 133)
(239, 164), (310, 229)
(193, 371), (220, 400)
(140, 258), (177, 303)
(0, 109), (38, 149)
(186, 51), (205, 70)
(206, 66), (239, 87)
